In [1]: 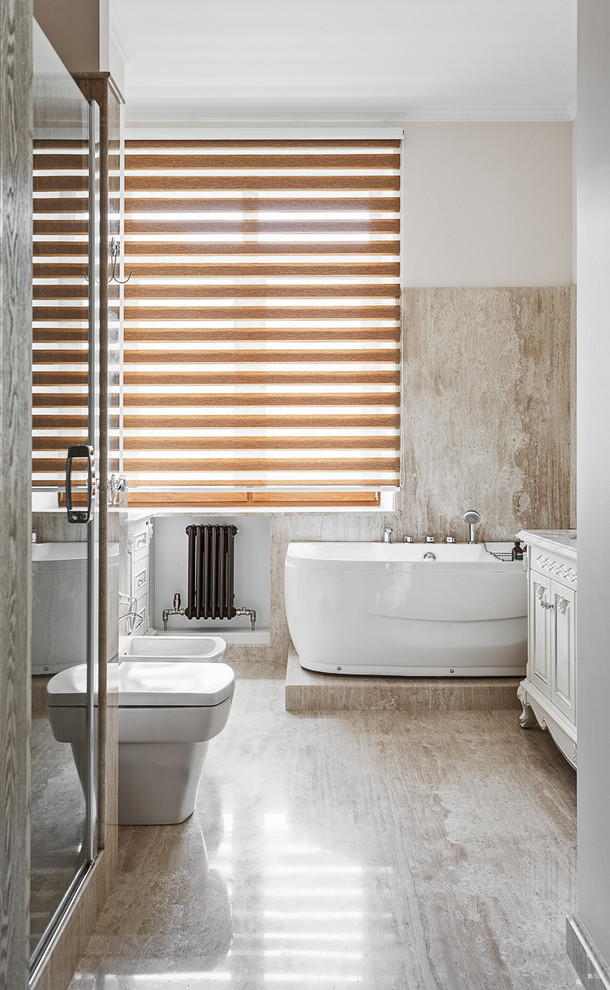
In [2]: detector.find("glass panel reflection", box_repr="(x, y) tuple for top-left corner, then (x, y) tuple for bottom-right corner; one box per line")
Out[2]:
(30, 17), (93, 963)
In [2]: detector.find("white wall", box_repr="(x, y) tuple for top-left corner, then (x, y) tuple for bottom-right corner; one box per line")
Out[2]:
(574, 0), (610, 972)
(152, 516), (271, 632)
(403, 122), (574, 287)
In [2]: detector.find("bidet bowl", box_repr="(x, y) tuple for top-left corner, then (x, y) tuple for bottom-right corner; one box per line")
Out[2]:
(120, 634), (226, 663)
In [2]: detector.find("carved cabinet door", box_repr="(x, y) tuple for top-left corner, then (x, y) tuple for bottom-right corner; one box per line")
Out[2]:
(550, 582), (577, 724)
(529, 568), (552, 698)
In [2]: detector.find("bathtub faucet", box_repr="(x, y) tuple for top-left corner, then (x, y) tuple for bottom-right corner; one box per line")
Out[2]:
(463, 509), (481, 544)
(382, 527), (393, 543)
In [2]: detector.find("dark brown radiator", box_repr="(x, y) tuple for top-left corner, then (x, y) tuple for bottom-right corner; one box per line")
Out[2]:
(184, 524), (238, 621)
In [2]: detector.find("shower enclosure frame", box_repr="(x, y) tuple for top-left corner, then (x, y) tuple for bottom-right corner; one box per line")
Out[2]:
(30, 26), (101, 978)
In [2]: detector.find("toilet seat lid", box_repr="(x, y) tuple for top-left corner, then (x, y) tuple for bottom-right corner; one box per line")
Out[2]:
(119, 661), (234, 707)
(46, 660), (234, 707)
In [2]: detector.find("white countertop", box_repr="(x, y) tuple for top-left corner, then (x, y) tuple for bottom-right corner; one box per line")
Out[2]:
(517, 529), (577, 560)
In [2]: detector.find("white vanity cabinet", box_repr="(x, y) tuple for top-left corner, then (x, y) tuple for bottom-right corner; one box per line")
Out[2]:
(517, 530), (577, 769)
(126, 518), (153, 635)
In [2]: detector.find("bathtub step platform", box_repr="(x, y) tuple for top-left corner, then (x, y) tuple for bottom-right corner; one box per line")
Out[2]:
(285, 650), (521, 713)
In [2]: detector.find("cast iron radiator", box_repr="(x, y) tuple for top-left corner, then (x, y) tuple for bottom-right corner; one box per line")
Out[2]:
(184, 524), (238, 621)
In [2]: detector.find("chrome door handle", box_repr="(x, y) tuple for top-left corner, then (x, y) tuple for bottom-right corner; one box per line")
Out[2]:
(540, 600), (555, 610)
(66, 444), (94, 524)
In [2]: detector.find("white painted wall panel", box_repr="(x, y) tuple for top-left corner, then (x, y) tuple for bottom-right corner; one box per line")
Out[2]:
(575, 0), (610, 970)
(403, 122), (573, 287)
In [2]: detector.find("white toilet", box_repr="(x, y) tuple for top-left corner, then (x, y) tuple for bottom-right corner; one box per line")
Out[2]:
(46, 658), (234, 825)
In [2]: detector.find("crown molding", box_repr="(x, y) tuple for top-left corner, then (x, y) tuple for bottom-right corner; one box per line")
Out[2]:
(109, 2), (136, 63)
(124, 103), (574, 128)
(402, 107), (572, 122)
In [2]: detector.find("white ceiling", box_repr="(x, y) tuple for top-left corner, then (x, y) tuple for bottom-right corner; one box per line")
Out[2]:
(112, 0), (577, 121)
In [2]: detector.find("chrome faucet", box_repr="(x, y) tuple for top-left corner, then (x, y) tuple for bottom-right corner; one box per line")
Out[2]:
(108, 473), (128, 505)
(119, 591), (145, 635)
(382, 527), (393, 544)
(463, 509), (481, 544)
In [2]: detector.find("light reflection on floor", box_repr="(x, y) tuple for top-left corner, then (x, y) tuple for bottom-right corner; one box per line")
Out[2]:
(69, 664), (582, 990)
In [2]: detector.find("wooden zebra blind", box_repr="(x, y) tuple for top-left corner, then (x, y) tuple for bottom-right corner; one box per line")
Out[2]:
(32, 137), (121, 491)
(123, 138), (401, 501)
(32, 138), (90, 488)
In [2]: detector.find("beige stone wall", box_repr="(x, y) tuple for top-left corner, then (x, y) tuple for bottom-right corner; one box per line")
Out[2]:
(400, 286), (575, 541)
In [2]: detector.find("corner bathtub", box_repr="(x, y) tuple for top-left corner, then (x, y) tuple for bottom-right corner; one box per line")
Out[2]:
(285, 542), (527, 677)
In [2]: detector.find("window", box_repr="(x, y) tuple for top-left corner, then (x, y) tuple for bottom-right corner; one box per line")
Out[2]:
(37, 136), (402, 508)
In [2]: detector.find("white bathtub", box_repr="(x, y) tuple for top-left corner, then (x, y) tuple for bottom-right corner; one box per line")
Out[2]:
(285, 541), (527, 677)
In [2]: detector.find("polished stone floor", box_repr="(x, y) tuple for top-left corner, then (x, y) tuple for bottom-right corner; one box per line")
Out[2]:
(31, 715), (86, 955)
(69, 662), (582, 990)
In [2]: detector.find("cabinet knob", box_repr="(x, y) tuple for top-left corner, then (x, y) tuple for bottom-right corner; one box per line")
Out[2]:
(540, 600), (555, 610)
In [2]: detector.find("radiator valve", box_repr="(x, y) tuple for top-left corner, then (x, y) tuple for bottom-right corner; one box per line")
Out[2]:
(162, 592), (186, 631)
(162, 596), (256, 632)
(235, 606), (257, 631)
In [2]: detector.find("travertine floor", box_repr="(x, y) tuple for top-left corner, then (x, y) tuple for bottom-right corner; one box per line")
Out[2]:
(69, 662), (582, 990)
(31, 715), (86, 954)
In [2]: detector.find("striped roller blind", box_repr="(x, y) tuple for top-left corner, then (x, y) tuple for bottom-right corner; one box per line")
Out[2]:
(32, 138), (90, 489)
(123, 137), (402, 501)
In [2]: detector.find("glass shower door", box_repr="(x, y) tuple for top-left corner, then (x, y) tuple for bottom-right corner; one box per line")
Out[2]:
(30, 19), (100, 971)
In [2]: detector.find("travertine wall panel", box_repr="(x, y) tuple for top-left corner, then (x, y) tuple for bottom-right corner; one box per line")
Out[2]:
(401, 287), (575, 542)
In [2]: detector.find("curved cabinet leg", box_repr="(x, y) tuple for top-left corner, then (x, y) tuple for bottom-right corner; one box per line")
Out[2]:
(519, 703), (539, 729)
(517, 682), (539, 729)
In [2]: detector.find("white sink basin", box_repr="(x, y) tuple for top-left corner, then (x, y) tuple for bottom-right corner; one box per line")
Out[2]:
(120, 635), (226, 663)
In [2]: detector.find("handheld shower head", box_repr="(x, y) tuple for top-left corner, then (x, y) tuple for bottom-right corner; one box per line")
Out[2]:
(463, 509), (481, 544)
(463, 509), (481, 526)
